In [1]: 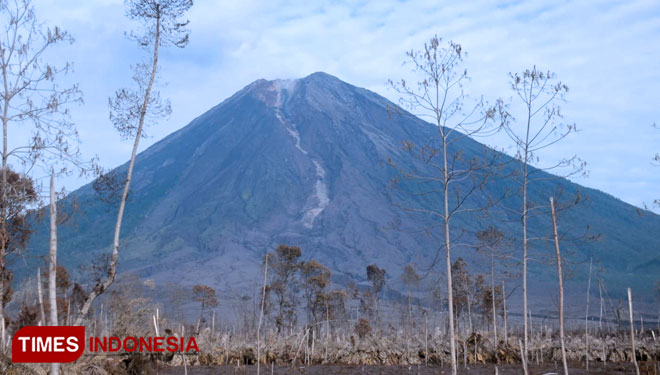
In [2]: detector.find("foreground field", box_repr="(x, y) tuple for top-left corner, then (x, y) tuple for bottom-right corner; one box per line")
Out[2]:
(3, 328), (659, 374)
(159, 362), (644, 375)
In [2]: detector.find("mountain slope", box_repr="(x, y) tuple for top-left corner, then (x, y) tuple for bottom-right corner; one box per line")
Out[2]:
(25, 72), (660, 308)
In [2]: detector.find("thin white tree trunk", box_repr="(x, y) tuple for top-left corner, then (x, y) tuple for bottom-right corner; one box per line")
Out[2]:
(502, 280), (508, 344)
(37, 268), (45, 325)
(257, 255), (268, 375)
(0, 47), (9, 338)
(49, 173), (59, 375)
(443, 138), (457, 375)
(598, 280), (603, 335)
(467, 293), (473, 334)
(522, 143), (530, 369)
(75, 14), (161, 325)
(520, 86), (534, 374)
(628, 288), (640, 375)
(550, 197), (568, 375)
(325, 302), (329, 363)
(518, 338), (527, 373)
(585, 258), (592, 371)
(182, 325), (188, 375)
(491, 254), (497, 346)
(152, 314), (159, 336)
(311, 329), (315, 364)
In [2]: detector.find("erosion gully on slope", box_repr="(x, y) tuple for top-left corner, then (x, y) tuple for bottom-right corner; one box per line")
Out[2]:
(273, 80), (330, 229)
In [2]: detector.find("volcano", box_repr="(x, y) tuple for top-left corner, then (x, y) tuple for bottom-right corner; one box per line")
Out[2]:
(26, 72), (660, 311)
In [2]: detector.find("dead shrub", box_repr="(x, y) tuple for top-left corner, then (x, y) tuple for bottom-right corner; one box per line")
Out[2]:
(355, 318), (372, 339)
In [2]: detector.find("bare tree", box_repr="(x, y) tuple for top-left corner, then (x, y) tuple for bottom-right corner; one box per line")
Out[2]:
(265, 244), (302, 332)
(46, 172), (90, 375)
(326, 289), (348, 328)
(192, 284), (218, 330)
(366, 263), (386, 323)
(550, 197), (568, 375)
(0, 169), (36, 321)
(48, 173), (57, 336)
(164, 281), (187, 322)
(0, 0), (83, 339)
(627, 287), (640, 375)
(75, 0), (192, 325)
(257, 255), (268, 375)
(475, 225), (515, 344)
(0, 6), (88, 374)
(585, 257), (592, 371)
(388, 36), (504, 375)
(451, 257), (471, 333)
(39, 265), (77, 324)
(502, 66), (585, 361)
(300, 259), (331, 327)
(401, 263), (419, 326)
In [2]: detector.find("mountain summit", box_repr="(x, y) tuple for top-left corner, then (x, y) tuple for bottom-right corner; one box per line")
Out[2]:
(28, 72), (660, 306)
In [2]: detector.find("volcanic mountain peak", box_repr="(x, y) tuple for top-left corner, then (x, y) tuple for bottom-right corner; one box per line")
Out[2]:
(244, 72), (390, 118)
(248, 77), (299, 108)
(24, 72), (660, 306)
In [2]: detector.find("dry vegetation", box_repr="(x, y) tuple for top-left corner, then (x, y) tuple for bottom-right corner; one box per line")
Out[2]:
(2, 312), (659, 374)
(2, 260), (660, 375)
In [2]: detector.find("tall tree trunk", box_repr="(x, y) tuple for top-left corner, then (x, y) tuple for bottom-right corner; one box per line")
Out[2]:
(502, 280), (507, 344)
(0, 57), (9, 344)
(522, 142), (530, 375)
(443, 136), (457, 375)
(521, 81), (534, 373)
(49, 173), (59, 375)
(491, 253), (497, 345)
(257, 256), (268, 375)
(628, 288), (640, 375)
(37, 268), (45, 325)
(598, 280), (603, 335)
(75, 14), (161, 325)
(467, 293), (473, 334)
(550, 197), (568, 375)
(585, 257), (592, 371)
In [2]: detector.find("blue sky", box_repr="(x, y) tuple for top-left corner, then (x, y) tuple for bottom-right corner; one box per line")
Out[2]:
(30, 0), (660, 211)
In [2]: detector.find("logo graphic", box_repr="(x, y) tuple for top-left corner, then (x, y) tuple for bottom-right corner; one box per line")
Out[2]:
(13, 326), (200, 363)
(12, 326), (86, 363)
